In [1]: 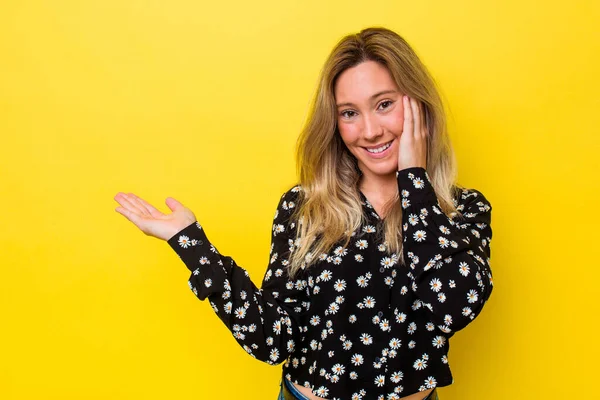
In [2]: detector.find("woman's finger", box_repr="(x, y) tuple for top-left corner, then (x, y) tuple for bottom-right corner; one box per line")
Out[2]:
(121, 193), (149, 216)
(114, 193), (142, 214)
(126, 193), (155, 217)
(115, 206), (145, 231)
(402, 95), (413, 139)
(410, 97), (421, 138)
(132, 194), (165, 218)
(419, 103), (428, 138)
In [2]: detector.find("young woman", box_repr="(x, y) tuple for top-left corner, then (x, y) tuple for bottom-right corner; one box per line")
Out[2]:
(114, 27), (493, 400)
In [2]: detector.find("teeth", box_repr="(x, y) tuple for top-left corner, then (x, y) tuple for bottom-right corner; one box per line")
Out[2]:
(366, 142), (391, 154)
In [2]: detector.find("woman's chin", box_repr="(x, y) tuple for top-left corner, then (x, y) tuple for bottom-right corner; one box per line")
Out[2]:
(359, 161), (399, 178)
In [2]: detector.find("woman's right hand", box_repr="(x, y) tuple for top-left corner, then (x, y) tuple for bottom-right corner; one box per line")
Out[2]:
(114, 192), (198, 241)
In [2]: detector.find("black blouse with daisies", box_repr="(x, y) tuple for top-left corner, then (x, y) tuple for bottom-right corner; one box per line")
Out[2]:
(167, 166), (493, 400)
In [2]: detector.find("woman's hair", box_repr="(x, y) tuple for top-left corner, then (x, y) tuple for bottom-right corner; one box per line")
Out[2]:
(289, 26), (462, 277)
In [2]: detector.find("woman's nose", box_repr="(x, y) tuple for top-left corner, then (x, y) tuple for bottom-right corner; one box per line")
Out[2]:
(363, 116), (383, 139)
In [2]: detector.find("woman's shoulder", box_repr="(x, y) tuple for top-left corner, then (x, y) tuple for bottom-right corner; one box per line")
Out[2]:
(272, 184), (304, 222)
(278, 184), (304, 204)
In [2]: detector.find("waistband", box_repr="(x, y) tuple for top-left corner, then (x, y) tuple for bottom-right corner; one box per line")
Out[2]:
(278, 377), (439, 400)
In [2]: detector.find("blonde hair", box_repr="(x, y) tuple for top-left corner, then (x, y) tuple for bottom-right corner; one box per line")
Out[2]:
(289, 27), (462, 277)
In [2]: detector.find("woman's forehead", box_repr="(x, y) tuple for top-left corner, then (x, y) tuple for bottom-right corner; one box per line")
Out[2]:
(334, 62), (400, 104)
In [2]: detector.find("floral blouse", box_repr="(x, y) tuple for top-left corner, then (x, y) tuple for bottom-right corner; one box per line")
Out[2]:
(167, 167), (493, 400)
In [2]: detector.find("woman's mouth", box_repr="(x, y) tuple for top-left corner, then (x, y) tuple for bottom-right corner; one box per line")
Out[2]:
(363, 140), (393, 158)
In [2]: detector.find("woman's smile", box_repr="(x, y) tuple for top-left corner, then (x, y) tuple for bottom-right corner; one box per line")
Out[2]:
(362, 139), (395, 159)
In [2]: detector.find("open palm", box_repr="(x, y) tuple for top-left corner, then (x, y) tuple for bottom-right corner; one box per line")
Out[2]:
(114, 192), (197, 241)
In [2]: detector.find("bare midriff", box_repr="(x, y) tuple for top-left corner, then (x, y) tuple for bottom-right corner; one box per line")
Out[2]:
(291, 381), (434, 400)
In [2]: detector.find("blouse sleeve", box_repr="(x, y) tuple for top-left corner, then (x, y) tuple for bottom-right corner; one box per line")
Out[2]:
(166, 187), (309, 365)
(396, 167), (493, 334)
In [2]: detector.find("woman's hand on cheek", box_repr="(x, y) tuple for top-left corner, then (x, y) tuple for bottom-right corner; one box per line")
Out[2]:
(397, 95), (427, 171)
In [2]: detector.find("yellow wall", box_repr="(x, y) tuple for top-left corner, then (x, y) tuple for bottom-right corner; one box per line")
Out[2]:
(1, 1), (598, 398)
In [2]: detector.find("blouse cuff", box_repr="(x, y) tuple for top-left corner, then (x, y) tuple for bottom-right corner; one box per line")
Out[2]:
(167, 221), (211, 271)
(396, 167), (439, 205)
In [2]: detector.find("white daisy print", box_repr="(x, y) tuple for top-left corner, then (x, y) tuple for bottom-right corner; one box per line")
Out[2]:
(363, 296), (376, 308)
(432, 336), (446, 348)
(413, 358), (427, 370)
(391, 371), (404, 383)
(334, 246), (347, 256)
(380, 257), (394, 268)
(328, 302), (340, 314)
(467, 289), (479, 303)
(351, 354), (364, 366)
(413, 230), (427, 242)
(407, 322), (417, 334)
(356, 275), (369, 288)
(363, 225), (376, 233)
(379, 319), (390, 331)
(412, 177), (425, 189)
(459, 262), (471, 276)
(320, 270), (333, 281)
(360, 333), (373, 345)
(424, 376), (437, 389)
(444, 314), (453, 325)
(355, 239), (368, 249)
(408, 214), (420, 226)
(332, 364), (345, 375)
(273, 320), (281, 334)
(234, 307), (246, 319)
(334, 279), (347, 292)
(429, 278), (442, 292)
(177, 235), (191, 248)
(396, 313), (407, 323)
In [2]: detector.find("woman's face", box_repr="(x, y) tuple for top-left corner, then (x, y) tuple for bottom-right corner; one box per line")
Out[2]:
(334, 60), (405, 180)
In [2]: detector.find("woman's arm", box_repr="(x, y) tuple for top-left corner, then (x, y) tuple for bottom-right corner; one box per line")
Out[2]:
(167, 187), (309, 364)
(397, 167), (493, 334)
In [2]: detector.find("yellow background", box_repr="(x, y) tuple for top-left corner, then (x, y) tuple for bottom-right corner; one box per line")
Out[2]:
(1, 1), (599, 398)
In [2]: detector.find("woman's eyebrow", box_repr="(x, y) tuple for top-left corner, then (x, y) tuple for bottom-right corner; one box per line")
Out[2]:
(336, 90), (398, 108)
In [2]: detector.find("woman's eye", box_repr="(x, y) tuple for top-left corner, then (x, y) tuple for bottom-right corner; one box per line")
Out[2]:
(378, 100), (393, 110)
(341, 110), (356, 118)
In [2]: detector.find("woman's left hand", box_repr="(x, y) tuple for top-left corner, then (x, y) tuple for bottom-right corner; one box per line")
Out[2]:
(397, 95), (427, 171)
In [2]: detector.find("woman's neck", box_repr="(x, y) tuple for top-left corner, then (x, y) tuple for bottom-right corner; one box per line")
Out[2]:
(358, 171), (398, 216)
